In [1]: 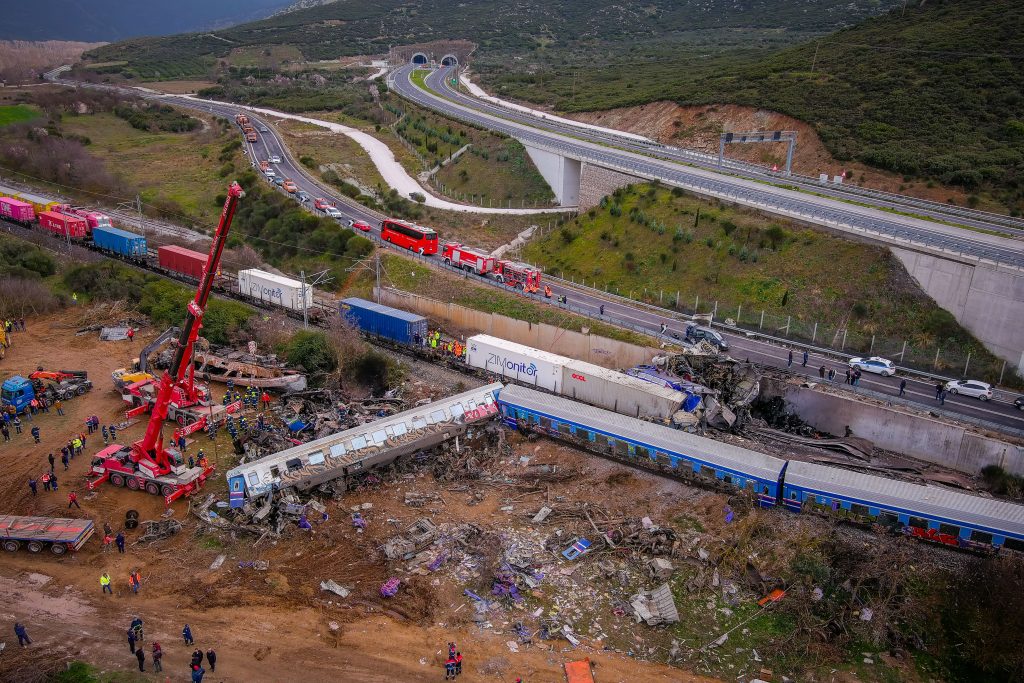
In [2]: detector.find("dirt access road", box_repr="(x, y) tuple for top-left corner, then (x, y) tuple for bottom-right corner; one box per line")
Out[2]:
(0, 311), (721, 682)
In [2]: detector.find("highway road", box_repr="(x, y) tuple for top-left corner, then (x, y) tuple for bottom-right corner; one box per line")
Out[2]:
(434, 68), (1024, 237)
(37, 72), (1024, 433)
(391, 65), (1024, 270)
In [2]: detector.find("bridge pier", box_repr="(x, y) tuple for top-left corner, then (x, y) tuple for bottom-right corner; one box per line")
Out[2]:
(523, 144), (581, 207)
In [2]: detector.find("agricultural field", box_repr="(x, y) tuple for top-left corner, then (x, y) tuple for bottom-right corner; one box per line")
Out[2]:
(57, 110), (244, 225)
(0, 104), (40, 127)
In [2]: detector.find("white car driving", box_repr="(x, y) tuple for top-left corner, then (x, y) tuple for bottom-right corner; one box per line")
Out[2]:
(323, 206), (343, 219)
(848, 356), (896, 377)
(944, 379), (993, 401)
(269, 155), (281, 164)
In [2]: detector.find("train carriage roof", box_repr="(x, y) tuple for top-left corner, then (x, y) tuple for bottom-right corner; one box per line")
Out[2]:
(498, 384), (786, 483)
(785, 460), (1024, 538)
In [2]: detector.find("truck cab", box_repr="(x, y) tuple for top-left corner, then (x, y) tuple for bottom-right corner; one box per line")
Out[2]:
(1, 376), (36, 414)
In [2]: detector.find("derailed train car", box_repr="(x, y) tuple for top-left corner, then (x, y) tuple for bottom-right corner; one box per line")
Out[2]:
(226, 382), (502, 505)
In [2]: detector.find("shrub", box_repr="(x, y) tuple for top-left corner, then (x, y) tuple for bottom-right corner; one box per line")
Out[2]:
(286, 330), (338, 378)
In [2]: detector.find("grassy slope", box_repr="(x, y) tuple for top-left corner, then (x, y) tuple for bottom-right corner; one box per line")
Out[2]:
(522, 184), (1004, 379)
(0, 104), (39, 126)
(483, 0), (1024, 211)
(58, 112), (242, 225)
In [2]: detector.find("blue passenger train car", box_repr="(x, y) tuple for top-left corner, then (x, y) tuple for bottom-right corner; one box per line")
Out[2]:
(497, 384), (786, 507)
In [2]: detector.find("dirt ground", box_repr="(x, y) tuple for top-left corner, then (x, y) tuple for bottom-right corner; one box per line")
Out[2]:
(0, 311), (725, 682)
(569, 101), (972, 206)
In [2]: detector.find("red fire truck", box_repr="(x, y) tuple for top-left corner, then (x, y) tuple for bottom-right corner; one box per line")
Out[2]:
(494, 260), (542, 291)
(442, 242), (497, 275)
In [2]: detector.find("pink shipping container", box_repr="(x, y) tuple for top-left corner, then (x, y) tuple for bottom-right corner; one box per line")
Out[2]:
(38, 210), (87, 239)
(0, 197), (35, 224)
(158, 244), (209, 280)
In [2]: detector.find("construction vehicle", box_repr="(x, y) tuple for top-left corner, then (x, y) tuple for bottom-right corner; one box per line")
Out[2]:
(2, 369), (92, 414)
(88, 182), (245, 505)
(111, 326), (179, 389)
(442, 242), (496, 275)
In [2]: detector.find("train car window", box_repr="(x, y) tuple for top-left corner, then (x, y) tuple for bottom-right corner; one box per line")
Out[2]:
(350, 436), (368, 451)
(908, 516), (928, 529)
(392, 423), (408, 437)
(330, 443), (346, 458)
(938, 523), (960, 537)
(596, 434), (608, 447)
(850, 504), (869, 517)
(559, 422), (572, 435)
(1002, 538), (1024, 552)
(700, 465), (716, 479)
(970, 530), (993, 545)
(412, 418), (427, 430)
(745, 480), (754, 492)
(372, 430), (388, 445)
(576, 429), (591, 441)
(430, 410), (447, 423)
(540, 417), (552, 429)
(722, 474), (733, 485)
(270, 466), (280, 479)
(247, 472), (260, 486)
(763, 486), (770, 494)
(286, 458), (303, 471)
(616, 440), (629, 456)
(878, 512), (899, 527)
(307, 451), (325, 466)
(789, 491), (798, 500)
(636, 445), (649, 459)
(450, 403), (465, 419)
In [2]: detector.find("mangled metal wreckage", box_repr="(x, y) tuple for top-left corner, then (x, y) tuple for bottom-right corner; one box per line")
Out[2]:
(225, 383), (502, 509)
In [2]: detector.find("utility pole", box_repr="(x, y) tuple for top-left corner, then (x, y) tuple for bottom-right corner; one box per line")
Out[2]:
(296, 269), (332, 329)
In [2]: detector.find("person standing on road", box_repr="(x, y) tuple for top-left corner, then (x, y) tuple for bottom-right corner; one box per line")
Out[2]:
(152, 643), (163, 673)
(109, 424), (117, 441)
(67, 491), (81, 509)
(13, 415), (22, 434)
(61, 450), (69, 471)
(135, 645), (145, 672)
(101, 572), (112, 594)
(48, 452), (55, 471)
(599, 304), (604, 316)
(54, 399), (63, 416)
(1, 424), (9, 442)
(191, 648), (204, 668)
(455, 652), (463, 676)
(899, 379), (907, 397)
(935, 382), (943, 399)
(818, 365), (825, 379)
(844, 369), (852, 385)
(28, 477), (37, 496)
(128, 569), (141, 594)
(787, 350), (793, 367)
(86, 418), (94, 435)
(206, 648), (217, 672)
(14, 622), (31, 647)
(50, 472), (58, 492)
(102, 425), (108, 444)
(127, 627), (137, 654)
(940, 389), (948, 405)
(854, 370), (862, 386)
(191, 664), (206, 682)
(41, 472), (51, 492)
(183, 623), (194, 645)
(31, 425), (40, 444)
(116, 531), (126, 554)
(802, 350), (808, 367)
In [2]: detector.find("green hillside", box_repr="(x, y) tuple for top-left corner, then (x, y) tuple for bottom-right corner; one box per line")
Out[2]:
(487, 0), (1024, 211)
(80, 0), (895, 80)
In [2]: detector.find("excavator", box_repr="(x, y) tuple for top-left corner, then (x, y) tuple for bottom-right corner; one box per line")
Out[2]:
(88, 182), (244, 504)
(111, 327), (179, 389)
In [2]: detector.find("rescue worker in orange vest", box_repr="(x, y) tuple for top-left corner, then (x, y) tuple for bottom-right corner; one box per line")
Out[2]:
(544, 285), (552, 299)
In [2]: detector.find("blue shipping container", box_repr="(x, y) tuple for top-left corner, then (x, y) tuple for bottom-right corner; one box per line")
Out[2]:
(340, 297), (428, 345)
(92, 226), (147, 258)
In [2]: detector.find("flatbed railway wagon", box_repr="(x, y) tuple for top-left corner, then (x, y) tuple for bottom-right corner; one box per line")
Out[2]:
(0, 515), (94, 555)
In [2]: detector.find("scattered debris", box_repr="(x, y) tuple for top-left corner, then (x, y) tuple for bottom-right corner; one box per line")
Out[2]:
(209, 554), (226, 570)
(320, 580), (351, 598)
(630, 583), (680, 626)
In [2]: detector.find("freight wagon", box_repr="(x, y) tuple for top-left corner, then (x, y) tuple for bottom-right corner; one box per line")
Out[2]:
(91, 226), (147, 259)
(38, 210), (87, 239)
(0, 515), (94, 555)
(466, 334), (684, 420)
(0, 184), (59, 215)
(238, 269), (312, 312)
(158, 245), (209, 280)
(0, 197), (35, 225)
(465, 334), (566, 393)
(341, 297), (428, 344)
(55, 204), (113, 231)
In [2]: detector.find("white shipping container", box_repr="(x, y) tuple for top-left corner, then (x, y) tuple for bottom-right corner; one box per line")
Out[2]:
(465, 334), (564, 393)
(238, 269), (312, 312)
(560, 359), (684, 420)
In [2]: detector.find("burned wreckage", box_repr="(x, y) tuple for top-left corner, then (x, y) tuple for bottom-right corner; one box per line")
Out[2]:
(225, 383), (503, 517)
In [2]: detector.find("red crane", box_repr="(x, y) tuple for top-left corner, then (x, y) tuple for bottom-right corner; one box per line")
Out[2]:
(88, 182), (245, 504)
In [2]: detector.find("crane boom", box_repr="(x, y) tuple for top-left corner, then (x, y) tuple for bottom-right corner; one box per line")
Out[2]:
(135, 182), (244, 473)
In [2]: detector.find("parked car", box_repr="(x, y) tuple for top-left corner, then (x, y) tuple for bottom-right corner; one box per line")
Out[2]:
(314, 198), (333, 210)
(259, 125), (269, 133)
(283, 179), (298, 193)
(1014, 395), (1024, 410)
(944, 379), (993, 401)
(264, 169), (276, 179)
(349, 219), (373, 232)
(296, 191), (310, 202)
(324, 206), (344, 219)
(272, 177), (284, 186)
(269, 155), (281, 163)
(848, 356), (896, 377)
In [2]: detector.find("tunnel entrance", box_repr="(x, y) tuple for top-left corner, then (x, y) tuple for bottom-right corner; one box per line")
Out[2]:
(440, 54), (458, 67)
(411, 53), (428, 65)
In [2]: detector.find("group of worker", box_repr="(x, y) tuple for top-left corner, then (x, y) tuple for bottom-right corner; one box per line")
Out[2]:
(4, 318), (26, 334)
(416, 330), (466, 358)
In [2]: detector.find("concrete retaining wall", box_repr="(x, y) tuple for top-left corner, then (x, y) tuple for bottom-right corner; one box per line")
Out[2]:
(764, 381), (1024, 475)
(523, 144), (581, 206)
(377, 288), (660, 369)
(578, 162), (645, 211)
(892, 248), (1024, 374)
